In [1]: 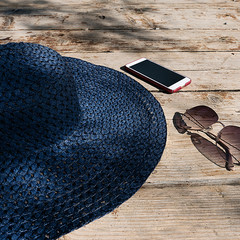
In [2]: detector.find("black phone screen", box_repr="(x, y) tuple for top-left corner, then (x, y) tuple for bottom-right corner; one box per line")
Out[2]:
(129, 59), (184, 87)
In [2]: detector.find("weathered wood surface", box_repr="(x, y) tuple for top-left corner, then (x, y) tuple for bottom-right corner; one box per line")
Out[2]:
(60, 186), (240, 240)
(62, 52), (240, 91)
(0, 6), (240, 31)
(1, 0), (240, 239)
(1, 30), (240, 52)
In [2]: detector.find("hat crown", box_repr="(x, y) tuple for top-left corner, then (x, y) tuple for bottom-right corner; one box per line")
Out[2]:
(0, 42), (80, 154)
(0, 42), (68, 108)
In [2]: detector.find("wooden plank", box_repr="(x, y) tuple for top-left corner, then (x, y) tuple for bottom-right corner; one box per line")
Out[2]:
(154, 92), (240, 121)
(1, 0), (240, 5)
(0, 3), (239, 31)
(57, 52), (240, 91)
(58, 185), (240, 240)
(62, 52), (240, 71)
(1, 29), (240, 52)
(1, 0), (240, 7)
(130, 70), (240, 92)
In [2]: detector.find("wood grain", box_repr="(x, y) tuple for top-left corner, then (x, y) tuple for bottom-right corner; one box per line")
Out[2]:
(1, 30), (240, 52)
(59, 185), (240, 240)
(61, 52), (240, 91)
(1, 0), (240, 5)
(0, 2), (240, 31)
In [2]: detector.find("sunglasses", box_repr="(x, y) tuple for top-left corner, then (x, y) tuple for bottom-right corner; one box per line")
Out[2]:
(173, 105), (240, 171)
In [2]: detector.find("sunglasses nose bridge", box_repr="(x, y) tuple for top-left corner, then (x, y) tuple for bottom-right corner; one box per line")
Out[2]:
(202, 126), (213, 133)
(217, 121), (225, 128)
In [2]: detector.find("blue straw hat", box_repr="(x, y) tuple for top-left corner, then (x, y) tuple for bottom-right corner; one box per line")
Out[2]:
(0, 42), (167, 239)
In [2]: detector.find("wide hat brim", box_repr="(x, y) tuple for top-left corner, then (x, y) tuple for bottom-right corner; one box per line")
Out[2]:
(1, 51), (166, 239)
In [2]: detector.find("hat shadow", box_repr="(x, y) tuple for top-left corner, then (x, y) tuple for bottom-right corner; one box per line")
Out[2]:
(173, 112), (226, 169)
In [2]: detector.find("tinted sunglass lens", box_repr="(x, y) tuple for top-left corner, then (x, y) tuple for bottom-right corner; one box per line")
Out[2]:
(218, 126), (240, 163)
(191, 133), (226, 168)
(185, 105), (218, 130)
(173, 112), (188, 134)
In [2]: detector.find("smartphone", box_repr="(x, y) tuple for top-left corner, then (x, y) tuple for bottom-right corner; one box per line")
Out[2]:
(124, 58), (191, 93)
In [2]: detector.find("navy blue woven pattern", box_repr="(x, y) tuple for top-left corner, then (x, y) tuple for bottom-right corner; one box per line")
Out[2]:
(0, 42), (167, 240)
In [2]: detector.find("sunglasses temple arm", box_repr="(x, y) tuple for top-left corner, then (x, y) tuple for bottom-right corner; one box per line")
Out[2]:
(225, 150), (234, 171)
(205, 132), (234, 171)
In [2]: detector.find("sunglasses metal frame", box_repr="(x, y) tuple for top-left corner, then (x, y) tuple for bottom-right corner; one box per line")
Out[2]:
(174, 107), (240, 171)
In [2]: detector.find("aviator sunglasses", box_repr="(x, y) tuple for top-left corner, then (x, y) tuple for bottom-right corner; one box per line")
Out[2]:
(173, 105), (240, 171)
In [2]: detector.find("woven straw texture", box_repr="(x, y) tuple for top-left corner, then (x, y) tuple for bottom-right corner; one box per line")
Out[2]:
(0, 42), (167, 240)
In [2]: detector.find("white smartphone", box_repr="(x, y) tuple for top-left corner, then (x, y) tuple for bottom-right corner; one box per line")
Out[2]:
(125, 58), (191, 93)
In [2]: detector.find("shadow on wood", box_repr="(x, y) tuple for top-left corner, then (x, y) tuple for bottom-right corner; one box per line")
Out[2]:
(0, 0), (183, 52)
